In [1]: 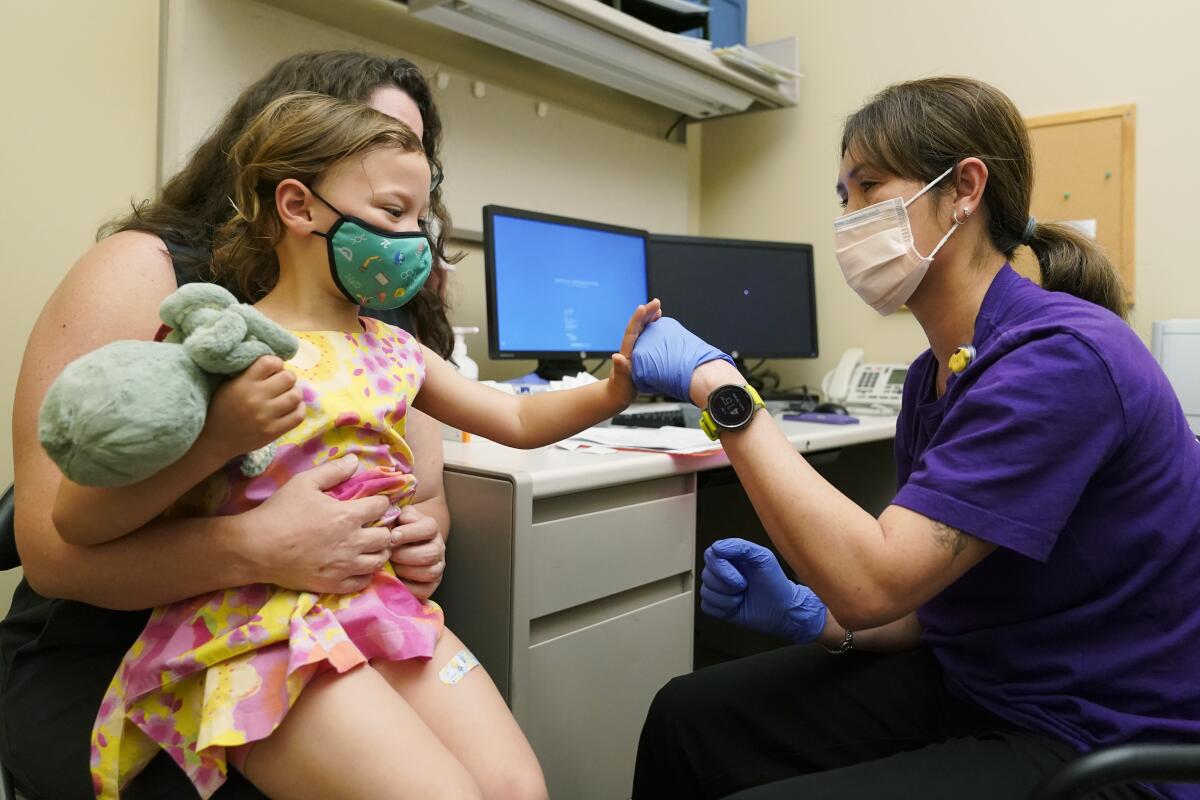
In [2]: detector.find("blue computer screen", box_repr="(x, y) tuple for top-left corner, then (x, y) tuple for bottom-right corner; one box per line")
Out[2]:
(490, 213), (648, 354)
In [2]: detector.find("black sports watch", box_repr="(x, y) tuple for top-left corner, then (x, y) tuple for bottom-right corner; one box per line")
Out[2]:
(699, 384), (766, 441)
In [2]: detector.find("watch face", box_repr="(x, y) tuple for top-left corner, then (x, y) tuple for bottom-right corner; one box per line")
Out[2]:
(708, 385), (753, 428)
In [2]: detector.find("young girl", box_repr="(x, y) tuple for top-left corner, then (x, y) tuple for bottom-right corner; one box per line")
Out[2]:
(50, 92), (661, 800)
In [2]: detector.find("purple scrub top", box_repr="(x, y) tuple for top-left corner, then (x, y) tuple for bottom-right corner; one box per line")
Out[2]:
(894, 265), (1200, 800)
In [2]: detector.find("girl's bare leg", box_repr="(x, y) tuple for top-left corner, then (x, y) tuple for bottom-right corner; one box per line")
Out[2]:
(374, 627), (549, 800)
(233, 664), (482, 800)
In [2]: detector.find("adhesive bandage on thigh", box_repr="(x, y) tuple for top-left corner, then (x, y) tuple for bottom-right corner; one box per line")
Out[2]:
(439, 649), (480, 685)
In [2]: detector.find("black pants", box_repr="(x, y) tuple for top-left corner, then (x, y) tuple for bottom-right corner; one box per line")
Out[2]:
(3, 649), (268, 800)
(633, 645), (1160, 800)
(0, 601), (267, 799)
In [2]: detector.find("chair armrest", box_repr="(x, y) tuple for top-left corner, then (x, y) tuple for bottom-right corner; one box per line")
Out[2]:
(0, 484), (17, 571)
(1030, 744), (1200, 800)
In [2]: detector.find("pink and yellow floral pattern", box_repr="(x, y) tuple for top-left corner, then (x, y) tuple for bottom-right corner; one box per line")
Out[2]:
(90, 318), (443, 799)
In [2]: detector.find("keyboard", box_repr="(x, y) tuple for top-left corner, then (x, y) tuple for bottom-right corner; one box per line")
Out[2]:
(610, 405), (687, 428)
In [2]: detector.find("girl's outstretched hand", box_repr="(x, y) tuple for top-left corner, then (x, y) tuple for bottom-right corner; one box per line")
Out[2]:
(609, 298), (663, 404)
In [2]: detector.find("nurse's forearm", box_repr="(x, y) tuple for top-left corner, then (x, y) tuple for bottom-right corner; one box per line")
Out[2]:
(717, 412), (897, 627)
(686, 362), (893, 625)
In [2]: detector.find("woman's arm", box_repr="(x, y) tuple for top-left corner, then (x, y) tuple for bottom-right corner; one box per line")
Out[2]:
(15, 232), (399, 608)
(688, 359), (996, 631)
(51, 436), (228, 546)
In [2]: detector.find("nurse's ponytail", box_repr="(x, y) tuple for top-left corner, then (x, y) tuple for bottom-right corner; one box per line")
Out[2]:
(842, 77), (1129, 320)
(1026, 221), (1128, 320)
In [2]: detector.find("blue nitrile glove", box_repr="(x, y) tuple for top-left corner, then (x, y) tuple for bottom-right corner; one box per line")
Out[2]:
(700, 538), (828, 643)
(631, 317), (736, 402)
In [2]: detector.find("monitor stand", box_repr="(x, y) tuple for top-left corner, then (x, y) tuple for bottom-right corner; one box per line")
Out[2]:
(730, 356), (766, 395)
(535, 358), (587, 381)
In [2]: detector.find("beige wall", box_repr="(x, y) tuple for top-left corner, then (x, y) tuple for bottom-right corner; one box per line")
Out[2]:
(0, 1), (160, 610)
(1, 2), (160, 487)
(163, 0), (691, 239)
(698, 0), (1200, 391)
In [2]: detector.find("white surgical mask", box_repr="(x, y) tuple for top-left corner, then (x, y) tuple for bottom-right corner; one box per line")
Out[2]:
(833, 164), (961, 315)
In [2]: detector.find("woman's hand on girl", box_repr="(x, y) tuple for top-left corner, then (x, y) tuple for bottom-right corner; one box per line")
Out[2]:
(200, 355), (306, 463)
(608, 299), (663, 404)
(239, 455), (395, 594)
(388, 505), (447, 600)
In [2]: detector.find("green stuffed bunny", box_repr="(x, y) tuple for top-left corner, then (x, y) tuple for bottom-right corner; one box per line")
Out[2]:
(38, 283), (299, 487)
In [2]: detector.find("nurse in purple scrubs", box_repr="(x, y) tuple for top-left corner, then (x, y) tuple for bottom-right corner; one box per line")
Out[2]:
(630, 76), (1200, 800)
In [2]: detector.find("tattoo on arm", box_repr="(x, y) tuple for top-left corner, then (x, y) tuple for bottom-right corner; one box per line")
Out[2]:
(932, 521), (968, 559)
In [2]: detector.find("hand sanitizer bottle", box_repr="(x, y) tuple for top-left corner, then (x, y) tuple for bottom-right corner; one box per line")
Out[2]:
(451, 326), (479, 381)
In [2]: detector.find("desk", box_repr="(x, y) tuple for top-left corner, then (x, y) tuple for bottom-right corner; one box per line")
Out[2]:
(435, 415), (897, 800)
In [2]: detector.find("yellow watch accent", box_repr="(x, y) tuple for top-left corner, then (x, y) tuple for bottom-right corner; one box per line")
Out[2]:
(699, 384), (766, 441)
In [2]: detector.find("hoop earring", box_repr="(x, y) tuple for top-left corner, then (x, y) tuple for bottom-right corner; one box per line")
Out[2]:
(952, 207), (970, 225)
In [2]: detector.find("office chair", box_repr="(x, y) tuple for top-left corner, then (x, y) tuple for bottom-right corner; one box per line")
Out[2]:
(1030, 743), (1200, 799)
(0, 484), (16, 800)
(0, 485), (17, 572)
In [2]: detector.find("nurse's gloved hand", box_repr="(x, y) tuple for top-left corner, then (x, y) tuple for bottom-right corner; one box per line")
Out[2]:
(630, 317), (735, 402)
(700, 538), (828, 644)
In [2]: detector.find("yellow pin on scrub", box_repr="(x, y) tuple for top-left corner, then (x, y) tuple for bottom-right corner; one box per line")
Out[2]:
(948, 345), (976, 374)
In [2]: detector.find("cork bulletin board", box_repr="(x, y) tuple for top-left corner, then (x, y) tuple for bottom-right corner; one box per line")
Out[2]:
(1013, 104), (1136, 300)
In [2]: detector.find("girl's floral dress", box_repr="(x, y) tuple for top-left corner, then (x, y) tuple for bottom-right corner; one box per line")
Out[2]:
(90, 318), (443, 799)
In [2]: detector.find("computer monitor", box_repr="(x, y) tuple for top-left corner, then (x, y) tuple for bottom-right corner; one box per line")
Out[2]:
(484, 205), (649, 379)
(646, 234), (818, 368)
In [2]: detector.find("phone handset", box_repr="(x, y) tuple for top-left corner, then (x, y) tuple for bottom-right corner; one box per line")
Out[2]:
(822, 348), (865, 402)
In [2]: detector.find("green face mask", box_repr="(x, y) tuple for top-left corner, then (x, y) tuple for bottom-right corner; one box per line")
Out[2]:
(311, 188), (433, 311)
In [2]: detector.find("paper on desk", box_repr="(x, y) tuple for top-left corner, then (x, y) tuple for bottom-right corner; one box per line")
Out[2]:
(557, 440), (618, 455)
(558, 426), (722, 455)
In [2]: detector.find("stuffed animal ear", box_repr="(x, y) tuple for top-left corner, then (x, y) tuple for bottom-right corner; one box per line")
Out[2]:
(234, 305), (299, 361)
(159, 284), (239, 332)
(159, 284), (299, 373)
(182, 308), (260, 374)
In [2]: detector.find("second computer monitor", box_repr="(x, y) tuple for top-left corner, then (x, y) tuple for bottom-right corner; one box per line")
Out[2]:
(484, 205), (649, 379)
(647, 234), (818, 361)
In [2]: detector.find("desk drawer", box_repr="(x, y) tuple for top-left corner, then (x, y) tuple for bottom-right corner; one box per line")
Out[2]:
(527, 492), (694, 619)
(522, 590), (693, 800)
